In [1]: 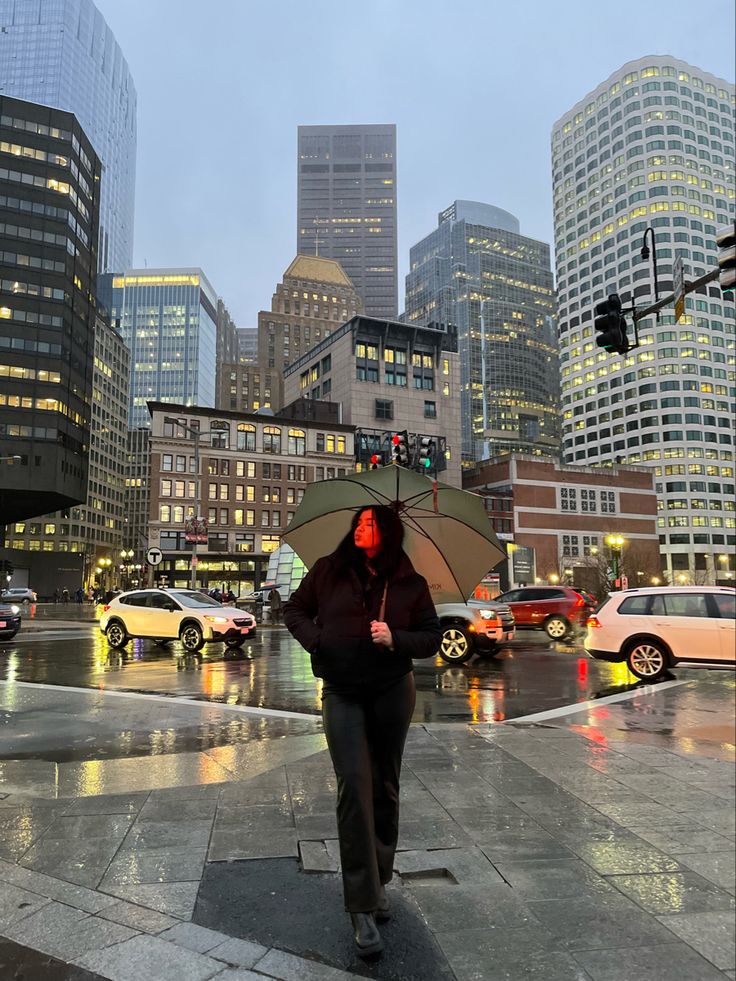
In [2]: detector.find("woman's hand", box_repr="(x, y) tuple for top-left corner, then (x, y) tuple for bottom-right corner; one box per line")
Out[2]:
(370, 620), (394, 650)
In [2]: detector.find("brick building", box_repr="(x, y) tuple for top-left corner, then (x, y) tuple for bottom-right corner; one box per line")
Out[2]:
(464, 455), (661, 592)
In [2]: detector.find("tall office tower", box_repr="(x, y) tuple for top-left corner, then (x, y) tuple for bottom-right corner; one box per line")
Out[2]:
(236, 327), (258, 362)
(215, 298), (238, 391)
(0, 96), (101, 524)
(551, 56), (735, 585)
(405, 200), (560, 464)
(297, 124), (397, 318)
(102, 269), (219, 429)
(6, 312), (130, 568)
(258, 254), (362, 373)
(0, 0), (137, 273)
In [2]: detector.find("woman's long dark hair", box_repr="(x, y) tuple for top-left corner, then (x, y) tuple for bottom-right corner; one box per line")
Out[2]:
(333, 505), (405, 578)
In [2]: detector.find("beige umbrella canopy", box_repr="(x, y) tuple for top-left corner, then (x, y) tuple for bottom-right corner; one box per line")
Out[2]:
(282, 465), (505, 605)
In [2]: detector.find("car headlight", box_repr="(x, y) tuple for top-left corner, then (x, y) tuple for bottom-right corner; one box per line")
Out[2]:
(478, 610), (498, 620)
(203, 615), (228, 624)
(10, 605), (19, 615)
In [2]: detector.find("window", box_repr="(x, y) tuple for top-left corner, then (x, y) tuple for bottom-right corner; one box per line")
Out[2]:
(424, 401), (437, 419)
(561, 487), (577, 511)
(162, 454), (173, 472)
(581, 488), (597, 512)
(375, 399), (393, 421)
(619, 595), (651, 615)
(237, 424), (255, 451)
(211, 421), (229, 449)
(601, 490), (616, 513)
(288, 429), (306, 455)
(661, 593), (710, 617)
(562, 534), (579, 557)
(263, 426), (281, 453)
(713, 593), (735, 618)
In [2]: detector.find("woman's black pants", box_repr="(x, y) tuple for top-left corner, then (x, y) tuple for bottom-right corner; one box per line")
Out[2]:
(322, 672), (416, 912)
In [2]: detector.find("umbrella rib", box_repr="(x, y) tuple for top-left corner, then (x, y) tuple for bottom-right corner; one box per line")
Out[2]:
(401, 514), (473, 600)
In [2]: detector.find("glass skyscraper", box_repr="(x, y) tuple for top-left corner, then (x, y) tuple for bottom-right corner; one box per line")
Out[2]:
(0, 0), (136, 273)
(405, 200), (560, 463)
(101, 269), (218, 429)
(297, 124), (398, 319)
(551, 56), (735, 585)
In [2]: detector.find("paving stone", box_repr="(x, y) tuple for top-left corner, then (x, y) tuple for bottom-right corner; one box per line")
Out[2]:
(298, 839), (339, 872)
(62, 793), (150, 815)
(123, 819), (214, 850)
(210, 971), (263, 981)
(100, 846), (207, 887)
(0, 881), (51, 929)
(78, 934), (223, 981)
(526, 890), (681, 951)
(435, 924), (594, 981)
(147, 784), (225, 801)
(570, 841), (683, 875)
(208, 828), (298, 861)
(0, 859), (118, 912)
(628, 824), (736, 855)
(20, 835), (123, 888)
(99, 881), (200, 919)
(136, 798), (218, 823)
(407, 879), (534, 932)
(42, 813), (136, 839)
(96, 899), (180, 934)
(252, 948), (358, 980)
(572, 942), (727, 981)
(214, 801), (294, 831)
(478, 829), (576, 863)
(158, 921), (230, 952)
(5, 901), (137, 962)
(657, 911), (736, 971)
(395, 846), (505, 886)
(608, 870), (736, 915)
(0, 937), (110, 981)
(675, 850), (736, 893)
(493, 858), (616, 900)
(208, 936), (269, 968)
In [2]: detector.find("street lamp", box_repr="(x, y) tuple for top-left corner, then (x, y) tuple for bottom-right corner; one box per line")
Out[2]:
(549, 573), (560, 584)
(651, 576), (661, 586)
(120, 549), (134, 589)
(677, 573), (688, 585)
(640, 226), (661, 321)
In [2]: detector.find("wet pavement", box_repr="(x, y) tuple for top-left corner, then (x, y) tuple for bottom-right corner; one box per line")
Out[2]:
(0, 613), (734, 980)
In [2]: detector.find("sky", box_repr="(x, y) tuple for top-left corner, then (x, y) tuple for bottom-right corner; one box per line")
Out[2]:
(95, 0), (735, 327)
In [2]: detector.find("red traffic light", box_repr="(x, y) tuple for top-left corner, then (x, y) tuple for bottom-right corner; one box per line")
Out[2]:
(391, 434), (400, 445)
(370, 454), (380, 465)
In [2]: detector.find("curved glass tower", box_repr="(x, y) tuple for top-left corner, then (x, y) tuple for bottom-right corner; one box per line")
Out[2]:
(551, 56), (735, 585)
(0, 0), (136, 273)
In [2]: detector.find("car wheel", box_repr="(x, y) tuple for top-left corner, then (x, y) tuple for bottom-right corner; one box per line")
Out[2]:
(180, 622), (204, 653)
(224, 636), (245, 649)
(438, 625), (475, 664)
(105, 620), (128, 649)
(544, 616), (569, 640)
(626, 640), (668, 681)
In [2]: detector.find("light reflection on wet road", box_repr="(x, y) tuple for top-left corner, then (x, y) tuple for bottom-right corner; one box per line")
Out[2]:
(0, 625), (643, 726)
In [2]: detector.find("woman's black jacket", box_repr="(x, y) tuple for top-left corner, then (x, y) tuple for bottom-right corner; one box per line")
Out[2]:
(283, 552), (441, 688)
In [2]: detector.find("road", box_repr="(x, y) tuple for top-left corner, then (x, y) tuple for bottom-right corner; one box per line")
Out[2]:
(1, 609), (649, 732)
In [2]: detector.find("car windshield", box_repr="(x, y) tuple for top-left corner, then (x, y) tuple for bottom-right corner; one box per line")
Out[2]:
(173, 591), (224, 609)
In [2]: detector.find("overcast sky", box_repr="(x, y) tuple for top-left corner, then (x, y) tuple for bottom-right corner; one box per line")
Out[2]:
(95, 0), (735, 326)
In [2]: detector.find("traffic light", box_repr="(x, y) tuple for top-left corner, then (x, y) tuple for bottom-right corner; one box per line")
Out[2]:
(370, 453), (381, 470)
(417, 436), (435, 471)
(716, 222), (736, 293)
(391, 431), (409, 466)
(594, 293), (629, 355)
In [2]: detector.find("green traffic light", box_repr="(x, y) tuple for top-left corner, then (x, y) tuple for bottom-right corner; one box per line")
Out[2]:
(422, 458), (431, 468)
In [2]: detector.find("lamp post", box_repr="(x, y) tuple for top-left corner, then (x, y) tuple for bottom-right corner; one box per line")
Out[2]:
(605, 535), (625, 586)
(120, 549), (134, 590)
(163, 417), (216, 590)
(641, 227), (661, 322)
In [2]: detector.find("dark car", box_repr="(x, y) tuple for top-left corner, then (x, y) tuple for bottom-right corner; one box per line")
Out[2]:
(0, 601), (22, 641)
(495, 586), (596, 640)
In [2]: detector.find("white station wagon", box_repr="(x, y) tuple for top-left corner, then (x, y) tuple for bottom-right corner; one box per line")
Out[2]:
(100, 588), (256, 653)
(585, 586), (735, 680)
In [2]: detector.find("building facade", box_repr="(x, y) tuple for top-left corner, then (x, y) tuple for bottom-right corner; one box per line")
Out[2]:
(551, 56), (736, 584)
(282, 316), (463, 486)
(236, 327), (258, 362)
(5, 312), (129, 576)
(124, 428), (150, 554)
(146, 402), (356, 594)
(464, 455), (661, 594)
(258, 254), (362, 373)
(0, 0), (137, 273)
(0, 96), (100, 525)
(297, 124), (397, 318)
(217, 364), (283, 415)
(405, 200), (560, 464)
(102, 269), (219, 429)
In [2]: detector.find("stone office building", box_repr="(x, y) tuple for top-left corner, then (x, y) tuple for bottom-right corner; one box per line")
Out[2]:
(146, 402), (355, 593)
(282, 316), (462, 486)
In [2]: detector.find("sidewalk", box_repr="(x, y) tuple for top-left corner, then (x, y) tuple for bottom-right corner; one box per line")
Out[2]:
(0, 677), (734, 980)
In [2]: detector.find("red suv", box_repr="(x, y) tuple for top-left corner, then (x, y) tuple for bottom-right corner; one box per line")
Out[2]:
(495, 586), (596, 640)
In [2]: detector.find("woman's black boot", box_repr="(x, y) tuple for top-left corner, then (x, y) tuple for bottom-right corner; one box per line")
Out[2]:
(375, 885), (391, 922)
(350, 912), (383, 957)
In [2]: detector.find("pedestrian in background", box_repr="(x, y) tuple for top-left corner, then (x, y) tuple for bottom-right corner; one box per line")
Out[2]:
(269, 587), (282, 624)
(283, 505), (441, 958)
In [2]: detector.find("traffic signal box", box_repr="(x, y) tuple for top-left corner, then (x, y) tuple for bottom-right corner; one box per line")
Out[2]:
(391, 431), (409, 466)
(594, 293), (630, 355)
(418, 436), (435, 471)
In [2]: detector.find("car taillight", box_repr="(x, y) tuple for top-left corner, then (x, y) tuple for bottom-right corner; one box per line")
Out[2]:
(102, 604), (110, 612)
(574, 595), (586, 608)
(587, 616), (601, 628)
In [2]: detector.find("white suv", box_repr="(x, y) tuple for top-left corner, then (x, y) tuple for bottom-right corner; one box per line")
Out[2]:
(585, 586), (735, 680)
(100, 588), (256, 653)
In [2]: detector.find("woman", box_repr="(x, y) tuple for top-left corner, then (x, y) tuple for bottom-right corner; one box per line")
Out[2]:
(283, 505), (441, 958)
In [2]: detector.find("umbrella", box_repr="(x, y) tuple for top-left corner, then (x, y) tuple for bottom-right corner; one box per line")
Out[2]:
(282, 465), (505, 605)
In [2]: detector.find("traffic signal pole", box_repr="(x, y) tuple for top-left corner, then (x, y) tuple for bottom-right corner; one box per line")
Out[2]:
(631, 267), (719, 325)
